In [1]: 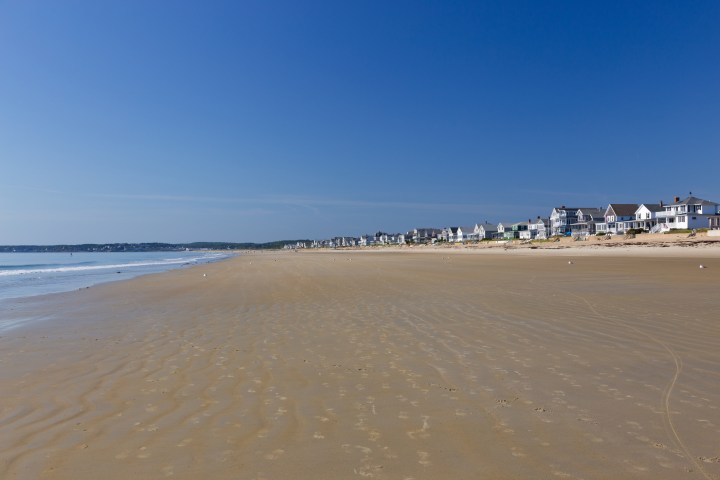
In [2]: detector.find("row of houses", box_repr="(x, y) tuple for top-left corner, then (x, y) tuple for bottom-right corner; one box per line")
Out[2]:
(551, 196), (720, 237)
(286, 195), (720, 249)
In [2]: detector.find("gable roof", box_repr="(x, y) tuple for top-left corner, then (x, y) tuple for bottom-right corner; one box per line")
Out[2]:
(576, 208), (605, 218)
(607, 203), (639, 216)
(475, 222), (498, 231)
(638, 203), (664, 213)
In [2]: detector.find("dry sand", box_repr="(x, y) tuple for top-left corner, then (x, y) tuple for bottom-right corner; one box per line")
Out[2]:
(1, 248), (720, 479)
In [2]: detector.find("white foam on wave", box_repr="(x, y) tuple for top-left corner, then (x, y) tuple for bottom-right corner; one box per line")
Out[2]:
(0, 253), (229, 277)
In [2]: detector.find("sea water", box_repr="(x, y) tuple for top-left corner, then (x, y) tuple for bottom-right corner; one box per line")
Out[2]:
(0, 250), (231, 303)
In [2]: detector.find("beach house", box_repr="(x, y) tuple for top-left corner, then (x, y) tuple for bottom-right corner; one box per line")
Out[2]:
(523, 217), (550, 240)
(455, 226), (477, 242)
(411, 228), (442, 243)
(473, 222), (498, 240)
(437, 228), (451, 242)
(569, 208), (605, 238)
(654, 196), (720, 232)
(510, 221), (530, 239)
(495, 222), (528, 240)
(359, 235), (376, 247)
(550, 207), (583, 237)
(444, 227), (460, 242)
(623, 203), (665, 232)
(598, 204), (639, 235)
(495, 222), (510, 239)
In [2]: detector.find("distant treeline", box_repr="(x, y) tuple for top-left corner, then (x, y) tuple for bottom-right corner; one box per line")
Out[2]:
(0, 241), (312, 253)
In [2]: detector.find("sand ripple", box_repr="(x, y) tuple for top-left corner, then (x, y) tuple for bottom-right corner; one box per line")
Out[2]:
(1, 252), (719, 479)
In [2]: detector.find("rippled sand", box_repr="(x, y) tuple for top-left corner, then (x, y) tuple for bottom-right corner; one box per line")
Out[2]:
(1, 250), (720, 479)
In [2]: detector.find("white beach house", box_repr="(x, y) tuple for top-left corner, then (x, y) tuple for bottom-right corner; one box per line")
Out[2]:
(454, 226), (476, 242)
(622, 203), (665, 232)
(654, 196), (720, 232)
(523, 217), (550, 240)
(550, 207), (585, 237)
(473, 222), (498, 240)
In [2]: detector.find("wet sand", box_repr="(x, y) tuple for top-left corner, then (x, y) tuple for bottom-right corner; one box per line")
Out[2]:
(1, 250), (720, 479)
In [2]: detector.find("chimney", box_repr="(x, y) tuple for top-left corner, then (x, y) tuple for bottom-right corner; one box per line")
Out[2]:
(660, 200), (663, 207)
(561, 205), (566, 209)
(674, 196), (680, 203)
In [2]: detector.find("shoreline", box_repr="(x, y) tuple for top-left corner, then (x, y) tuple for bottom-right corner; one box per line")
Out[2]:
(2, 250), (719, 479)
(0, 252), (237, 331)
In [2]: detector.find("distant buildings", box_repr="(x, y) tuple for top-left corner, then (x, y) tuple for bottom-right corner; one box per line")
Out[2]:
(294, 194), (720, 249)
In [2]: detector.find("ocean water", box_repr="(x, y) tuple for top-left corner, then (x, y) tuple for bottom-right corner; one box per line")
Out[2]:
(0, 250), (232, 304)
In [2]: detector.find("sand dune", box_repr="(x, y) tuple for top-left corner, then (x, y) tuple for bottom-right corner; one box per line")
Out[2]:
(1, 250), (720, 479)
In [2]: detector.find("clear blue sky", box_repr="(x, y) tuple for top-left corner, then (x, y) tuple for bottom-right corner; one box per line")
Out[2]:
(1, 1), (718, 244)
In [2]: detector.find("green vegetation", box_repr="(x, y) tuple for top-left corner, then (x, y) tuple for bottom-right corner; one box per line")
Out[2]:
(532, 237), (558, 243)
(665, 228), (706, 234)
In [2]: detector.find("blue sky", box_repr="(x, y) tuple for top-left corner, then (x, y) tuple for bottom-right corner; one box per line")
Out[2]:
(1, 1), (718, 243)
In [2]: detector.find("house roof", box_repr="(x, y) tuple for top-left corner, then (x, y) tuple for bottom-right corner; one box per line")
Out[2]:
(671, 196), (719, 207)
(607, 203), (639, 216)
(553, 207), (599, 215)
(576, 208), (605, 218)
(638, 203), (665, 213)
(553, 207), (582, 213)
(476, 223), (498, 231)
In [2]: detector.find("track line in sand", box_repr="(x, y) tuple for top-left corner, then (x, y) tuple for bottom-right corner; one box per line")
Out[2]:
(571, 293), (710, 480)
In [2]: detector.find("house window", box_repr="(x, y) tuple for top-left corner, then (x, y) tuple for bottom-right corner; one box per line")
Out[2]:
(646, 213), (650, 219)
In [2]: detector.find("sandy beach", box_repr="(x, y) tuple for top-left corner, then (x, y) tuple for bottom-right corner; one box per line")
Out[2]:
(2, 247), (720, 479)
